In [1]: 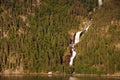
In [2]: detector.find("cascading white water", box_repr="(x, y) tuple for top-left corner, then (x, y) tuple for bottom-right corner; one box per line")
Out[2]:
(69, 48), (77, 66)
(74, 31), (82, 45)
(98, 0), (103, 7)
(69, 26), (90, 66)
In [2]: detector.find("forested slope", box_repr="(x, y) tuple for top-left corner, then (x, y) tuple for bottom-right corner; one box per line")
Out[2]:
(0, 0), (120, 74)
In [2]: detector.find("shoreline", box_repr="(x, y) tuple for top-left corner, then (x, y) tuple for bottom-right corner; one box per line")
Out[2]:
(0, 72), (120, 78)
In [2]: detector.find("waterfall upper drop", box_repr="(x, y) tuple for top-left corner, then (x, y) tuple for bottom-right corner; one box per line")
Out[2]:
(72, 26), (90, 48)
(74, 31), (82, 45)
(69, 26), (90, 66)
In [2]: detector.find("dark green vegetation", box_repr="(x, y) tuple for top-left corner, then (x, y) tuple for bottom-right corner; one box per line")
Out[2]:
(0, 0), (120, 74)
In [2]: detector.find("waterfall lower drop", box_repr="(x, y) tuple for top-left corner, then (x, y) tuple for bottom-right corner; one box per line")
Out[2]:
(69, 48), (76, 66)
(69, 26), (90, 66)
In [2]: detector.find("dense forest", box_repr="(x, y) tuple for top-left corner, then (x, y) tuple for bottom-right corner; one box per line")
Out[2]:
(0, 0), (120, 75)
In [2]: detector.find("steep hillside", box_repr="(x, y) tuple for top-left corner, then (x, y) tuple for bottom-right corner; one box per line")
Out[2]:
(0, 0), (120, 74)
(75, 0), (120, 74)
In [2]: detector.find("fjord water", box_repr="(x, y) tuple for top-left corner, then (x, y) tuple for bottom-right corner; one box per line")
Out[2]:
(0, 75), (120, 80)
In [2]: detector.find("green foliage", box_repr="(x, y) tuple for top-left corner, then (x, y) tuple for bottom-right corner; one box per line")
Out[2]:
(0, 0), (85, 73)
(0, 0), (120, 75)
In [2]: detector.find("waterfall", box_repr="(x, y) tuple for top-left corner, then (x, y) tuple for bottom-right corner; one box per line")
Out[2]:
(69, 26), (90, 66)
(73, 26), (90, 46)
(69, 48), (77, 66)
(74, 31), (82, 45)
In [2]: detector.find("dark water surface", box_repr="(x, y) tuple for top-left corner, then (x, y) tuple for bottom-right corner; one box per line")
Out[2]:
(0, 75), (120, 80)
